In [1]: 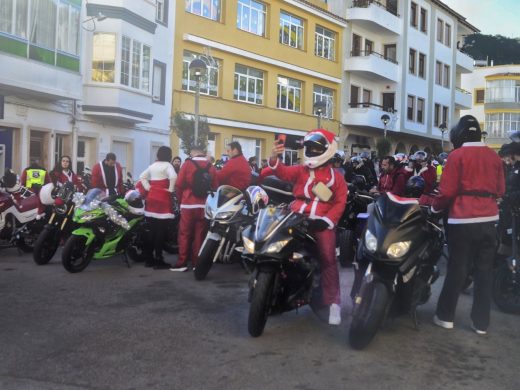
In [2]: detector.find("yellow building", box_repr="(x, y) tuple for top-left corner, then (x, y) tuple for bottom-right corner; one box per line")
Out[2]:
(171, 0), (345, 163)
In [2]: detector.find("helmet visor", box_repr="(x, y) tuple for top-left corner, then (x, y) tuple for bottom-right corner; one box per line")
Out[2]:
(304, 133), (328, 158)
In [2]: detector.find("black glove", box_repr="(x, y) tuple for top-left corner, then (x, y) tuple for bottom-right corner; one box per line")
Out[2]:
(308, 219), (330, 232)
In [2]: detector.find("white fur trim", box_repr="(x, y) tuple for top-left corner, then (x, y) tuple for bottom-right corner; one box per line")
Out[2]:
(180, 204), (205, 209)
(144, 211), (175, 219)
(462, 142), (485, 147)
(303, 175), (313, 199)
(405, 166), (413, 172)
(192, 157), (208, 161)
(418, 166), (428, 175)
(447, 215), (499, 224)
(321, 216), (334, 230)
(268, 158), (279, 170)
(298, 203), (307, 214)
(387, 192), (419, 205)
(309, 198), (319, 218)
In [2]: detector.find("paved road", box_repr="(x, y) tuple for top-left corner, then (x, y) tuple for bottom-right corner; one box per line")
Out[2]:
(0, 248), (518, 390)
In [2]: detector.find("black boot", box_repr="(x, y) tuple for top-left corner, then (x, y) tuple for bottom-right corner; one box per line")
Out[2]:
(153, 255), (171, 270)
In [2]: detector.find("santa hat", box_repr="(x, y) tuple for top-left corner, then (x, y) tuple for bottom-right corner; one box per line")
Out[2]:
(305, 128), (336, 145)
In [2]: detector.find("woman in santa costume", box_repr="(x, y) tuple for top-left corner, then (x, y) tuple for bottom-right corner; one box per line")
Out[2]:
(50, 155), (81, 189)
(139, 146), (177, 269)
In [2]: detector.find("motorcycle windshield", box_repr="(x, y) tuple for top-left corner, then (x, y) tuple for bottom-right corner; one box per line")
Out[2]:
(375, 193), (422, 225)
(255, 206), (296, 242)
(81, 188), (104, 211)
(216, 185), (242, 207)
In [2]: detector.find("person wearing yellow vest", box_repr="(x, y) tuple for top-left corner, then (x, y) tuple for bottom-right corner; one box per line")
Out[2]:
(20, 159), (50, 193)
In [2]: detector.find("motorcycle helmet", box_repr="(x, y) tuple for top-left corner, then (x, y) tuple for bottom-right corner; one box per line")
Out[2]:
(499, 143), (515, 157)
(244, 185), (269, 215)
(1, 169), (18, 190)
(303, 129), (338, 169)
(437, 152), (449, 165)
(450, 115), (481, 149)
(351, 156), (363, 167)
(124, 190), (144, 215)
(39, 183), (56, 205)
(393, 153), (408, 165)
(412, 150), (428, 162)
(509, 131), (520, 143)
(351, 175), (367, 190)
(331, 153), (343, 165)
(359, 151), (371, 160)
(405, 176), (425, 198)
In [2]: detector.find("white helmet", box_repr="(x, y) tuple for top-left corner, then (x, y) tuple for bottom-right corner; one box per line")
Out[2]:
(39, 183), (55, 205)
(303, 129), (338, 169)
(245, 186), (269, 215)
(124, 190), (144, 215)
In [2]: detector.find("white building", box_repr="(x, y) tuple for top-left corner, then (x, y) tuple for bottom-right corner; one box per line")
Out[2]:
(461, 64), (520, 149)
(328, 0), (478, 155)
(0, 0), (174, 178)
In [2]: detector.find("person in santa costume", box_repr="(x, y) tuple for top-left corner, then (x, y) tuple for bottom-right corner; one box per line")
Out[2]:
(405, 150), (437, 194)
(269, 129), (348, 325)
(50, 155), (81, 189)
(139, 146), (177, 269)
(430, 115), (505, 335)
(91, 153), (123, 196)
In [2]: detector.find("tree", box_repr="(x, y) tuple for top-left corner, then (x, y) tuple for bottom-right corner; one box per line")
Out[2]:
(376, 138), (392, 158)
(173, 111), (210, 155)
(463, 34), (520, 65)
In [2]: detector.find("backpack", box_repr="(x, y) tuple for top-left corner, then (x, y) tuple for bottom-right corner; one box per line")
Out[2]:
(190, 159), (212, 198)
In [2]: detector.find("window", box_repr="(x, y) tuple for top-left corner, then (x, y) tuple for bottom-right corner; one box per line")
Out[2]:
(442, 106), (449, 125)
(486, 79), (520, 103)
(234, 64), (264, 104)
(410, 2), (418, 28)
(444, 23), (451, 47)
(120, 36), (131, 86)
(437, 19), (444, 43)
(409, 48), (417, 75)
(313, 85), (334, 119)
(182, 51), (219, 96)
(315, 25), (335, 60)
(152, 60), (166, 105)
(237, 0), (266, 36)
(185, 0), (221, 21)
(362, 89), (371, 107)
(420, 8), (427, 33)
(486, 113), (520, 138)
(434, 103), (441, 127)
(475, 89), (485, 104)
(280, 11), (304, 50)
(407, 96), (415, 121)
(352, 34), (362, 56)
(283, 149), (298, 165)
(443, 64), (450, 88)
(435, 61), (442, 85)
(418, 53), (426, 78)
(350, 85), (360, 107)
(92, 33), (116, 83)
(364, 39), (373, 55)
(156, 0), (168, 25)
(58, 1), (80, 55)
(119, 36), (151, 91)
(384, 44), (397, 63)
(277, 76), (302, 112)
(416, 98), (425, 123)
(30, 0), (57, 49)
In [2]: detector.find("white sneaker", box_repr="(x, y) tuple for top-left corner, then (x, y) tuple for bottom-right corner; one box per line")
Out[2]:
(433, 315), (454, 329)
(328, 303), (341, 325)
(471, 323), (487, 335)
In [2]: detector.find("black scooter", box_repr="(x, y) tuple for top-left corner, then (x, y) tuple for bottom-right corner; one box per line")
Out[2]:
(349, 193), (444, 349)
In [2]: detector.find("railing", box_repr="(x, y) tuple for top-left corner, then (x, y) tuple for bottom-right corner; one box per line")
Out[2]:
(455, 87), (472, 95)
(349, 50), (399, 65)
(351, 0), (400, 17)
(349, 102), (397, 113)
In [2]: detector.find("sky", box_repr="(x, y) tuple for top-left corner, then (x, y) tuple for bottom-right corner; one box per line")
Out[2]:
(442, 0), (519, 37)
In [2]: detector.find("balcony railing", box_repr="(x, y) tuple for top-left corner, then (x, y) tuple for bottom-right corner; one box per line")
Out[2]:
(351, 0), (399, 17)
(350, 50), (398, 65)
(456, 87), (471, 95)
(349, 102), (397, 113)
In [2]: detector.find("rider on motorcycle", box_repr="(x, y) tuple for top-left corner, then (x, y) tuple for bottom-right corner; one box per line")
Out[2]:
(406, 151), (436, 194)
(269, 129), (348, 325)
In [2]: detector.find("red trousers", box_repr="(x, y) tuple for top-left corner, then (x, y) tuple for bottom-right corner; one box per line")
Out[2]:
(177, 208), (208, 267)
(314, 228), (341, 305)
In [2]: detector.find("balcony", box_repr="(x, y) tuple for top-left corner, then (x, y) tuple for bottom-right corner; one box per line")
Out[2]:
(346, 0), (401, 35)
(346, 51), (399, 83)
(342, 103), (399, 131)
(82, 84), (153, 124)
(455, 87), (472, 109)
(456, 50), (474, 74)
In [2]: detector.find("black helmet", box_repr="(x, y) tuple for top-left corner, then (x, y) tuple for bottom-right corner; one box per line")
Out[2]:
(437, 152), (449, 165)
(1, 169), (18, 189)
(450, 115), (482, 149)
(331, 153), (343, 164)
(412, 150), (428, 162)
(351, 175), (367, 190)
(498, 143), (514, 157)
(509, 131), (520, 143)
(405, 175), (425, 198)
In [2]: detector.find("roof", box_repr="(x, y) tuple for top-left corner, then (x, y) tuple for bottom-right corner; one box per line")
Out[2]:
(485, 73), (520, 78)
(293, 0), (348, 25)
(431, 0), (480, 33)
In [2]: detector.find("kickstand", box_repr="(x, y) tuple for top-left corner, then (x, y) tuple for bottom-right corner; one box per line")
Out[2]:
(123, 253), (131, 268)
(410, 308), (420, 330)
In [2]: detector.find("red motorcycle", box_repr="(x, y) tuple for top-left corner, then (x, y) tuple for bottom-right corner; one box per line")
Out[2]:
(0, 170), (48, 251)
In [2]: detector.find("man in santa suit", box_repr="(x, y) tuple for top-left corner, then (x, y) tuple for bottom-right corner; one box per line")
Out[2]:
(405, 151), (437, 194)
(269, 129), (348, 325)
(91, 153), (123, 196)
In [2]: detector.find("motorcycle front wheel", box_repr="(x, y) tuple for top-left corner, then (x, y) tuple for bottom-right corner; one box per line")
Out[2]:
(493, 263), (520, 314)
(248, 271), (275, 337)
(349, 280), (390, 350)
(62, 235), (93, 273)
(338, 229), (355, 268)
(193, 238), (219, 281)
(33, 228), (59, 265)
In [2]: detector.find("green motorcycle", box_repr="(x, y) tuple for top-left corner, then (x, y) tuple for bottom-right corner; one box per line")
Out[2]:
(61, 188), (146, 273)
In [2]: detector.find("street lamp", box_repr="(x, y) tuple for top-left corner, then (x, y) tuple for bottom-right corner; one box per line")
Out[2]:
(82, 12), (107, 31)
(380, 114), (390, 139)
(482, 131), (488, 143)
(313, 100), (327, 128)
(189, 58), (207, 145)
(439, 122), (447, 151)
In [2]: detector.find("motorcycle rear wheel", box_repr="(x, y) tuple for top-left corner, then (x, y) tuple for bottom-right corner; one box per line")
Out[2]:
(349, 280), (390, 350)
(33, 228), (59, 265)
(193, 238), (219, 281)
(248, 271), (275, 337)
(62, 235), (92, 273)
(493, 263), (520, 314)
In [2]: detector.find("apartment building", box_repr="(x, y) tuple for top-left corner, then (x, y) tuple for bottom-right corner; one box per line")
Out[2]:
(171, 0), (345, 163)
(328, 0), (478, 155)
(0, 0), (174, 178)
(461, 65), (520, 149)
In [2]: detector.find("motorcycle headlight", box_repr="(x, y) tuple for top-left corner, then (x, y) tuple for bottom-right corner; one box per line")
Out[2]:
(243, 236), (255, 254)
(387, 241), (412, 259)
(215, 211), (235, 220)
(365, 230), (377, 253)
(266, 239), (289, 254)
(72, 192), (85, 207)
(80, 212), (98, 221)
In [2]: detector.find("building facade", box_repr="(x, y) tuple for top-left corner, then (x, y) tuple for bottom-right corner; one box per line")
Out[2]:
(171, 0), (345, 163)
(461, 65), (520, 149)
(0, 0), (174, 178)
(328, 0), (477, 155)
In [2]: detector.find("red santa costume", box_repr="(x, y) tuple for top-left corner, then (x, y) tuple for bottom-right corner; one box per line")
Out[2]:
(51, 169), (80, 189)
(91, 160), (123, 195)
(139, 161), (177, 219)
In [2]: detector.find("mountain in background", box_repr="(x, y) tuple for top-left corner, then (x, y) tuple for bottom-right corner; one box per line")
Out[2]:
(463, 34), (520, 65)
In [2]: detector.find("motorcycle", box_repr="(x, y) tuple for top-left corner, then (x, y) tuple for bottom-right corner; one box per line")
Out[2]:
(61, 188), (145, 273)
(194, 185), (253, 281)
(349, 193), (443, 350)
(242, 205), (323, 337)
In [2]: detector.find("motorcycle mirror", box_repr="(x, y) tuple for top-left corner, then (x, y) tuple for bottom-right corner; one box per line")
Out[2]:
(127, 172), (132, 179)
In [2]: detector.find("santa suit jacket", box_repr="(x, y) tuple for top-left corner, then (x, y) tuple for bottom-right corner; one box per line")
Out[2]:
(175, 157), (218, 209)
(91, 161), (123, 195)
(139, 161), (177, 219)
(216, 154), (251, 191)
